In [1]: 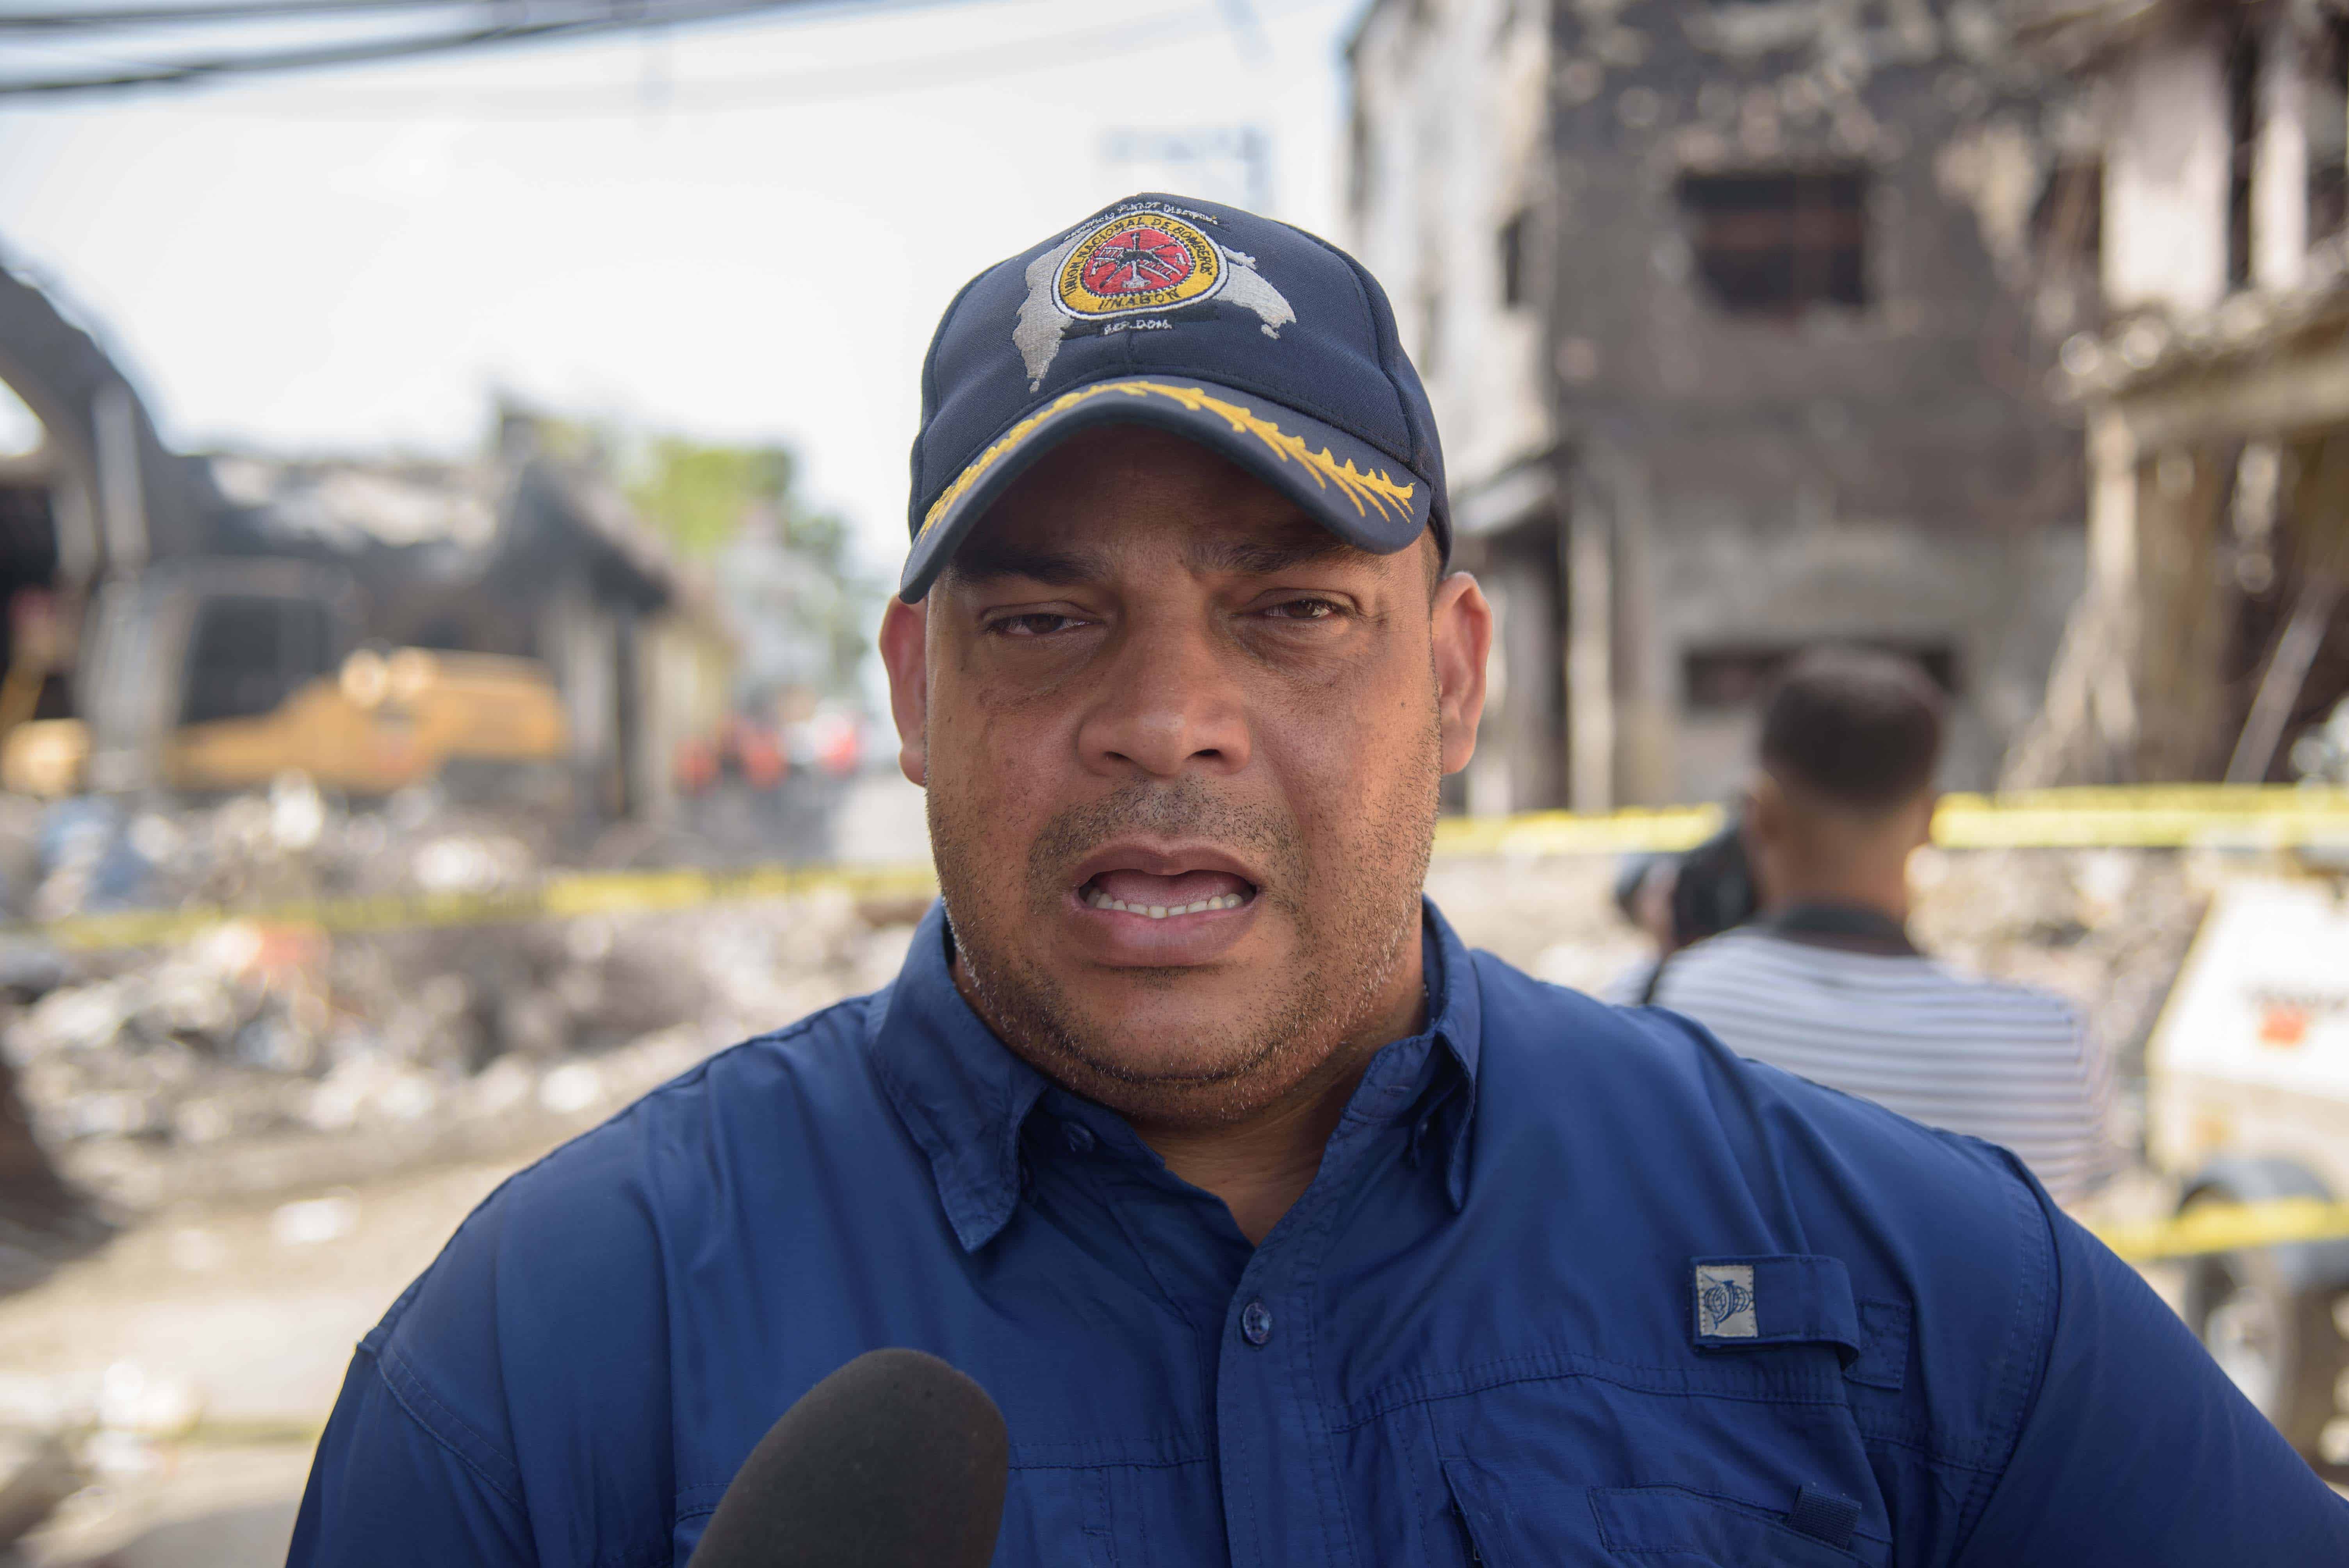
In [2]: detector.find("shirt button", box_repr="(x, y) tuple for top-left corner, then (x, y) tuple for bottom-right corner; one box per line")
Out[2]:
(1240, 1299), (1274, 1346)
(1061, 1123), (1096, 1155)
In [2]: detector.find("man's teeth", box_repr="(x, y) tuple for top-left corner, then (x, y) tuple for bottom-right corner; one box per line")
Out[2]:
(1082, 888), (1247, 918)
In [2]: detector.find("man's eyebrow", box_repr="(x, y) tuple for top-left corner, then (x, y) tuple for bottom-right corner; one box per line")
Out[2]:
(1187, 532), (1363, 576)
(946, 541), (1107, 586)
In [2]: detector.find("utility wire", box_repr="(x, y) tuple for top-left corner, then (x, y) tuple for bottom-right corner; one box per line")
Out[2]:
(153, 2), (1223, 119)
(0, 0), (495, 32)
(0, 0), (866, 95)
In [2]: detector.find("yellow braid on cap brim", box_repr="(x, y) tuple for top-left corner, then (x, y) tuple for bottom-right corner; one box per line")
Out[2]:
(916, 380), (1418, 542)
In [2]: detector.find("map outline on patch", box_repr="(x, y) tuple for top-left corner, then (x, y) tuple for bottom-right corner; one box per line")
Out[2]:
(1013, 207), (1298, 388)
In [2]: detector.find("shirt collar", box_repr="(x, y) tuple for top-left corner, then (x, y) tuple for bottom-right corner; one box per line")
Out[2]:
(1759, 901), (1920, 957)
(868, 897), (1484, 1252)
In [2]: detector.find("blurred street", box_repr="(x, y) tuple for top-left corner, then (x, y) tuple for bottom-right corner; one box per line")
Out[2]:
(2, 1159), (519, 1566)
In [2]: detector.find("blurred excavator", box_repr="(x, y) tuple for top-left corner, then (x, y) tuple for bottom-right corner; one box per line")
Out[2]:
(0, 560), (568, 801)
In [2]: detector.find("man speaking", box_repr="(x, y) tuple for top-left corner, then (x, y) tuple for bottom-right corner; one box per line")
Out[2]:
(289, 196), (2347, 1564)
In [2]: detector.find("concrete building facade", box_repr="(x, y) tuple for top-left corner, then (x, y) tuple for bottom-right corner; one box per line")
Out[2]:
(1347, 0), (2092, 810)
(2010, 0), (2349, 786)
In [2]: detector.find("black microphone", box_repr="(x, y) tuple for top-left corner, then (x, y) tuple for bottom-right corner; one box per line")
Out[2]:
(688, 1348), (1009, 1568)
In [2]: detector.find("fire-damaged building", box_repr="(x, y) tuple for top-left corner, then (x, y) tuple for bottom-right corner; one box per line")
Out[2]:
(0, 251), (727, 825)
(1346, 0), (2098, 809)
(2009, 0), (2349, 787)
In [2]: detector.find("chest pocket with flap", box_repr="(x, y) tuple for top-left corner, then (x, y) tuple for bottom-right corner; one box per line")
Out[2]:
(1431, 1252), (1905, 1566)
(1447, 1464), (1874, 1568)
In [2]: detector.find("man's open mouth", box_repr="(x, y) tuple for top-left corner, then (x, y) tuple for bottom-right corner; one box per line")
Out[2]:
(1077, 870), (1258, 920)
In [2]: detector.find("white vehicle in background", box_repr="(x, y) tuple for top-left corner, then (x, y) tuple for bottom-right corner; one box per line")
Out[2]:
(2148, 876), (2349, 1470)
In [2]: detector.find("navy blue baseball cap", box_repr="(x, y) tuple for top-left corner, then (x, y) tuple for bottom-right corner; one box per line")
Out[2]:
(900, 193), (1449, 600)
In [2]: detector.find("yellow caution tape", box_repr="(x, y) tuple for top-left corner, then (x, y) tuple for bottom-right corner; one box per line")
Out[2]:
(10, 785), (2349, 952)
(1932, 785), (2349, 851)
(1433, 784), (2349, 858)
(173, 1417), (329, 1449)
(1433, 805), (1725, 857)
(2091, 1198), (2349, 1263)
(15, 862), (943, 953)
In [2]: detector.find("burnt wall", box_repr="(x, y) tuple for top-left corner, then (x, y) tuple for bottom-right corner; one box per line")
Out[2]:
(1547, 0), (2091, 798)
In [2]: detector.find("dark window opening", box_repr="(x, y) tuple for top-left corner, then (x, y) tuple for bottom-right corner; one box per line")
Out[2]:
(1677, 169), (1868, 315)
(2227, 21), (2259, 290)
(2032, 160), (2104, 277)
(181, 595), (334, 726)
(0, 483), (69, 725)
(1499, 209), (1531, 308)
(409, 615), (477, 652)
(0, 483), (57, 585)
(2311, 17), (2349, 241)
(1683, 642), (1959, 714)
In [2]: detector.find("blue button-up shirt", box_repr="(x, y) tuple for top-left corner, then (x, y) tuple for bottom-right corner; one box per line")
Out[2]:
(290, 902), (2348, 1565)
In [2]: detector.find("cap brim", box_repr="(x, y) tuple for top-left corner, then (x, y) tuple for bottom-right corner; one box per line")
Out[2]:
(899, 375), (1434, 601)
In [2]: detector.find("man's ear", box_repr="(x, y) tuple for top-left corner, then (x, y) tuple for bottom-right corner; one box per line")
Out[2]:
(878, 595), (930, 788)
(1431, 570), (1493, 776)
(1743, 775), (1788, 905)
(1744, 775), (1784, 852)
(1907, 791), (1940, 852)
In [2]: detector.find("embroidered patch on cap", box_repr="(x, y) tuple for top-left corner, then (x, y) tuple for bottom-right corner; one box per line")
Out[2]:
(1694, 1263), (1757, 1338)
(1057, 212), (1223, 317)
(1013, 203), (1297, 388)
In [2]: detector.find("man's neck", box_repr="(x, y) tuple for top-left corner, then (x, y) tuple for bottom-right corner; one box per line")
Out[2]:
(1133, 950), (1428, 1247)
(1761, 867), (1910, 926)
(949, 922), (1432, 1248)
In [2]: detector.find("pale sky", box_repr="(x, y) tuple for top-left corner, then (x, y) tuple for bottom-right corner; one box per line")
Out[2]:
(0, 0), (1367, 581)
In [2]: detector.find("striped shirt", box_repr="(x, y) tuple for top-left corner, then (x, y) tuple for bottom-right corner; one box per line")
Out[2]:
(1640, 928), (2119, 1206)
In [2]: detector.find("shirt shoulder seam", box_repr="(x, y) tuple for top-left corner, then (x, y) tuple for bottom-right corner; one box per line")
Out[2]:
(371, 1343), (528, 1511)
(1952, 1153), (2064, 1544)
(620, 994), (874, 1115)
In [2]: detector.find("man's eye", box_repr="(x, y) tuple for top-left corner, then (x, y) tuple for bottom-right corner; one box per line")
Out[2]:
(989, 613), (1085, 637)
(1261, 598), (1341, 621)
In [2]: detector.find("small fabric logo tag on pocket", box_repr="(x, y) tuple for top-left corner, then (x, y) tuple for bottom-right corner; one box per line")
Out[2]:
(1693, 1263), (1757, 1338)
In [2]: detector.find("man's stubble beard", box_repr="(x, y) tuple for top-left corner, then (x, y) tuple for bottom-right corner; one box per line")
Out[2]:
(929, 712), (1442, 1131)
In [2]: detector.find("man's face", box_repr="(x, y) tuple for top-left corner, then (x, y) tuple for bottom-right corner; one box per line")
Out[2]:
(880, 426), (1489, 1130)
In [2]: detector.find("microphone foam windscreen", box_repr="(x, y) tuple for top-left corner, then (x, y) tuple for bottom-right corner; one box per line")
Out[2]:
(689, 1347), (1009, 1568)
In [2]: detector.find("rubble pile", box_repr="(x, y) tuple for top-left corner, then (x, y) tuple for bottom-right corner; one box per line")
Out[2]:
(0, 781), (921, 1211)
(8, 892), (918, 1209)
(18, 776), (551, 923)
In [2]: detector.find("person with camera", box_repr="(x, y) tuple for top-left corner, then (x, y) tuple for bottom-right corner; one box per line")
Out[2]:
(1638, 647), (2118, 1207)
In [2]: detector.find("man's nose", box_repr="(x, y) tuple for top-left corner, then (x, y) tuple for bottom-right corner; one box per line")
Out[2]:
(1077, 615), (1251, 779)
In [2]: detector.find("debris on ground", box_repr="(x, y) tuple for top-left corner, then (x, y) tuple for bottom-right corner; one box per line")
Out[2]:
(2, 889), (916, 1215)
(0, 778), (923, 1227)
(0, 1429), (80, 1553)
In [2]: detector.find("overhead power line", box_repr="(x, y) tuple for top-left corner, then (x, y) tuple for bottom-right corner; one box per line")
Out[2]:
(0, 0), (494, 31)
(0, 0), (867, 96)
(160, 4), (1224, 120)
